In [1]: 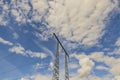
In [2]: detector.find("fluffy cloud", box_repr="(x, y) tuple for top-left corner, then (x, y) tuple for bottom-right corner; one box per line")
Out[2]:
(70, 52), (120, 79)
(19, 78), (29, 80)
(90, 52), (118, 67)
(90, 52), (120, 76)
(0, 0), (10, 25)
(71, 53), (94, 78)
(78, 57), (94, 77)
(30, 0), (48, 22)
(19, 74), (50, 80)
(96, 66), (109, 71)
(9, 44), (25, 55)
(111, 37), (120, 55)
(12, 32), (19, 39)
(1, 0), (120, 79)
(112, 48), (120, 55)
(0, 0), (48, 24)
(69, 62), (79, 69)
(70, 74), (111, 80)
(0, 0), (119, 48)
(0, 37), (13, 46)
(115, 38), (120, 47)
(31, 74), (50, 80)
(110, 63), (120, 76)
(9, 44), (48, 59)
(33, 63), (44, 70)
(46, 0), (119, 47)
(26, 50), (48, 59)
(115, 76), (120, 80)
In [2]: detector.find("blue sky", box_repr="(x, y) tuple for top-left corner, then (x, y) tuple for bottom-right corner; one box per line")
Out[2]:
(0, 0), (120, 80)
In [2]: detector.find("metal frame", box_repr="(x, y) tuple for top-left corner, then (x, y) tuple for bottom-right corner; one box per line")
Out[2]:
(52, 33), (69, 80)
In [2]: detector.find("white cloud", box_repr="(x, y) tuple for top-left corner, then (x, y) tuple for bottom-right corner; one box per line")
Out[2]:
(1, 0), (119, 48)
(90, 52), (120, 76)
(9, 44), (25, 55)
(70, 74), (111, 80)
(87, 75), (102, 80)
(19, 78), (29, 80)
(90, 52), (105, 62)
(90, 52), (118, 67)
(31, 0), (48, 22)
(0, 0), (49, 24)
(1, 0), (120, 79)
(31, 74), (50, 80)
(13, 32), (19, 39)
(10, 0), (48, 23)
(19, 74), (51, 80)
(115, 38), (120, 47)
(34, 40), (54, 59)
(71, 53), (94, 78)
(46, 0), (119, 47)
(9, 44), (48, 59)
(111, 48), (120, 55)
(0, 1), (9, 25)
(26, 50), (48, 59)
(71, 52), (120, 79)
(110, 63), (120, 76)
(69, 62), (79, 69)
(34, 32), (49, 41)
(110, 37), (120, 55)
(49, 62), (54, 70)
(96, 66), (109, 70)
(78, 57), (94, 78)
(0, 37), (13, 46)
(115, 76), (120, 80)
(10, 0), (31, 23)
(33, 63), (44, 70)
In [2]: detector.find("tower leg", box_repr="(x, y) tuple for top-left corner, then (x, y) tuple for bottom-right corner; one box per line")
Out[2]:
(52, 41), (59, 80)
(65, 54), (69, 80)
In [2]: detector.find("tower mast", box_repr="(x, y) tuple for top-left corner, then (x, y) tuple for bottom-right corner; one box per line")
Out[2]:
(52, 41), (59, 80)
(52, 33), (69, 80)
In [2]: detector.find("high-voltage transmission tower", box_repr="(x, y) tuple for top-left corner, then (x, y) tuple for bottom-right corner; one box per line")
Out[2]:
(52, 33), (69, 80)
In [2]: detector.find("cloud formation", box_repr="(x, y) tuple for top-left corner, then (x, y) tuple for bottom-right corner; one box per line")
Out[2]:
(115, 76), (120, 80)
(46, 0), (119, 47)
(78, 57), (94, 77)
(96, 65), (109, 71)
(19, 74), (50, 80)
(0, 37), (13, 46)
(9, 44), (48, 59)
(0, 0), (119, 48)
(0, 0), (48, 24)
(111, 37), (120, 55)
(71, 53), (94, 78)
(10, 0), (48, 23)
(70, 51), (120, 80)
(1, 0), (120, 80)
(90, 52), (120, 76)
(115, 38), (120, 47)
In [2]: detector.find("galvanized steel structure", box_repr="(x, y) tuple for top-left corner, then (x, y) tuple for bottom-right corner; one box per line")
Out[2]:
(52, 33), (69, 80)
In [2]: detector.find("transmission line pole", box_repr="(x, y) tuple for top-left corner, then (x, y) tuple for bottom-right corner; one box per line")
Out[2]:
(52, 33), (69, 80)
(52, 41), (59, 80)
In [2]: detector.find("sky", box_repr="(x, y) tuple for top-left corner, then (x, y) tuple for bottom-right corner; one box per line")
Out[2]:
(0, 0), (120, 80)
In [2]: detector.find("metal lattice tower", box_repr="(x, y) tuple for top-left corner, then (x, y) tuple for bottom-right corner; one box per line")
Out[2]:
(52, 33), (69, 80)
(52, 41), (59, 80)
(65, 54), (69, 80)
